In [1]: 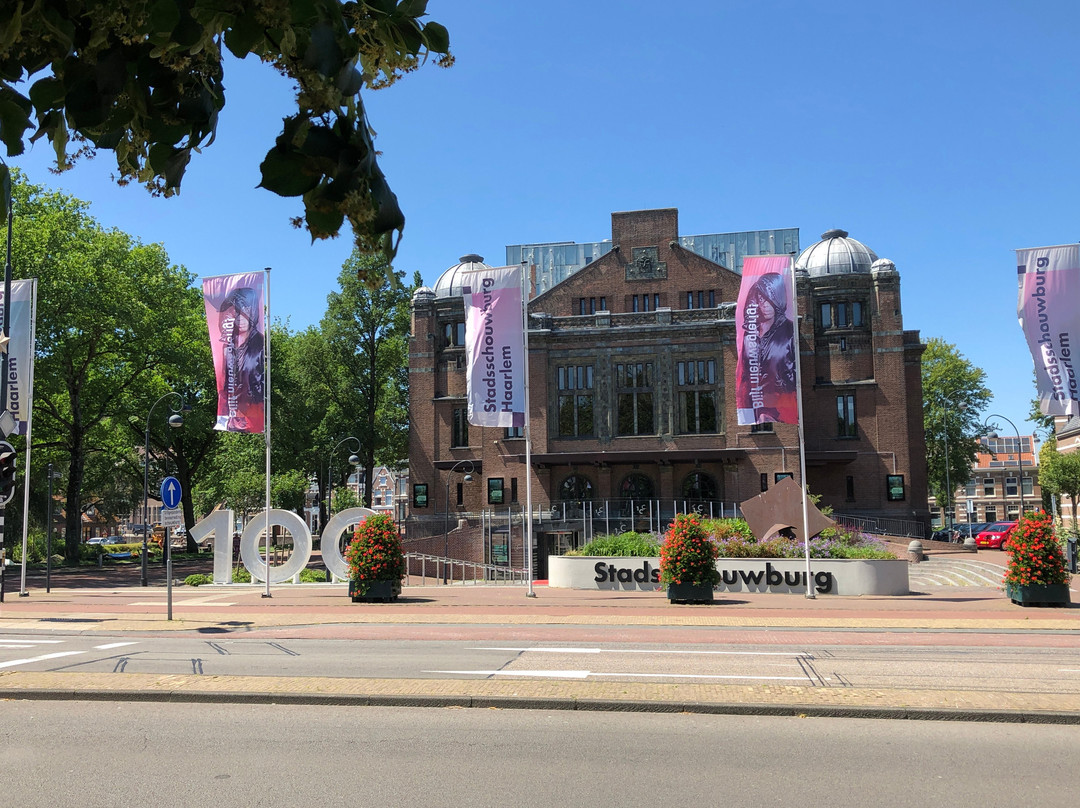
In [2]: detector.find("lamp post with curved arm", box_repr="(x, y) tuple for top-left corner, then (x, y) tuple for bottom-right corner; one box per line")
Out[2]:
(143, 392), (184, 587)
(983, 413), (1025, 521)
(328, 436), (361, 519)
(443, 460), (475, 584)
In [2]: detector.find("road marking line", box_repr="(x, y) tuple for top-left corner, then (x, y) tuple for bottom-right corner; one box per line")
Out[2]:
(427, 669), (810, 681)
(0, 645), (41, 649)
(94, 642), (139, 650)
(0, 651), (84, 669)
(474, 647), (812, 657)
(127, 600), (237, 607)
(0, 639), (63, 645)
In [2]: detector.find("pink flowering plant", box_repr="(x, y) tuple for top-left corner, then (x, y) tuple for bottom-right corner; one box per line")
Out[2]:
(1002, 511), (1069, 588)
(345, 513), (405, 595)
(659, 514), (720, 587)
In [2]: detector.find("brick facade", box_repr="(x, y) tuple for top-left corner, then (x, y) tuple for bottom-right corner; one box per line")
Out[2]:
(407, 210), (929, 571)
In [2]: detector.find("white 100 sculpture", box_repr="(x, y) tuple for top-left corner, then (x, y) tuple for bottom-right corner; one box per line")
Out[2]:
(189, 507), (377, 584)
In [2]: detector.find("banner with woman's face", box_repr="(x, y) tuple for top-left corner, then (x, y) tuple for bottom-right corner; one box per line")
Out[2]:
(735, 256), (798, 426)
(202, 271), (266, 433)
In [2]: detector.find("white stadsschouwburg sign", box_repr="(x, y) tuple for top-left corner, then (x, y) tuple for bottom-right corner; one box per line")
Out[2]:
(189, 507), (376, 585)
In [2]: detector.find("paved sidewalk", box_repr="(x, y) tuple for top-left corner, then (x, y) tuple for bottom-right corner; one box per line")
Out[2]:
(0, 574), (1077, 722)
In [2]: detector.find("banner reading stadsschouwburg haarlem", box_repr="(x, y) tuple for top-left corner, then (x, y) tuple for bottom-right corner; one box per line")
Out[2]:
(0, 278), (36, 435)
(736, 255), (798, 426)
(462, 264), (526, 428)
(202, 271), (266, 433)
(1017, 243), (1080, 416)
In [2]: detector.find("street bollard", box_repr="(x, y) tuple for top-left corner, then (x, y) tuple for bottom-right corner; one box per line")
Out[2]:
(907, 540), (925, 563)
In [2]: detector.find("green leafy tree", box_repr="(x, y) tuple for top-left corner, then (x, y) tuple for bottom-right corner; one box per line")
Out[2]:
(922, 338), (992, 527)
(1027, 370), (1057, 442)
(331, 484), (360, 514)
(300, 254), (414, 508)
(0, 1), (452, 265)
(1037, 437), (1080, 533)
(7, 173), (200, 560)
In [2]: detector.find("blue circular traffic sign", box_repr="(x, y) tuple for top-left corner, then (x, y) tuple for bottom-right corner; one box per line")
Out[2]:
(160, 476), (182, 509)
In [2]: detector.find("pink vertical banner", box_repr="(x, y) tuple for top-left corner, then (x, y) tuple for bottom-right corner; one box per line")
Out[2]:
(736, 256), (798, 425)
(462, 265), (526, 427)
(1017, 244), (1080, 416)
(202, 271), (266, 433)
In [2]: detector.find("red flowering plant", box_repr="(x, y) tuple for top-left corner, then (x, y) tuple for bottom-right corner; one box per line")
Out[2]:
(659, 514), (720, 587)
(345, 514), (405, 595)
(1002, 511), (1069, 588)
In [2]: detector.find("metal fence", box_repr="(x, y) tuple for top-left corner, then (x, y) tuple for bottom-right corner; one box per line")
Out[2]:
(831, 513), (927, 539)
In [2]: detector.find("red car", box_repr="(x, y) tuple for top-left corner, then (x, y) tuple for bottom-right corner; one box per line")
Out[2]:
(975, 521), (1018, 550)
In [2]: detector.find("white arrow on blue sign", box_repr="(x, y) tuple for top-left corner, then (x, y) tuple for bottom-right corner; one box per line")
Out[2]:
(160, 476), (182, 510)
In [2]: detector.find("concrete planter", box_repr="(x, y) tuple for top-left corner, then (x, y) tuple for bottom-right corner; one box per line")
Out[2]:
(1006, 583), (1071, 607)
(548, 555), (909, 596)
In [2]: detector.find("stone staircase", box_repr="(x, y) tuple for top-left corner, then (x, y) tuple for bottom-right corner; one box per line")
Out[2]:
(908, 555), (1006, 588)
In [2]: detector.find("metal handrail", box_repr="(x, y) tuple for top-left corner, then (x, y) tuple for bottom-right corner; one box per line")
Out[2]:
(405, 552), (528, 586)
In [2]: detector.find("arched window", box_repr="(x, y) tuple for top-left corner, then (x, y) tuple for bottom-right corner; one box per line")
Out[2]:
(682, 472), (717, 501)
(559, 475), (594, 501)
(619, 473), (654, 500)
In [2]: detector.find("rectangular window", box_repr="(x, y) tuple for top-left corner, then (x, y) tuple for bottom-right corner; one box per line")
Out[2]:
(686, 291), (694, 309)
(412, 483), (428, 508)
(557, 364), (595, 437)
(1005, 477), (1018, 497)
(511, 477), (519, 504)
(846, 475), (855, 501)
(616, 361), (655, 436)
(965, 481), (977, 497)
(820, 303), (832, 328)
(760, 473), (769, 492)
(1006, 504), (1020, 520)
(676, 359), (718, 434)
(599, 296), (607, 311)
(504, 426), (523, 439)
(775, 472), (794, 483)
(836, 394), (856, 438)
(632, 295), (640, 313)
(708, 290), (715, 308)
(488, 478), (504, 505)
(451, 408), (469, 447)
(836, 303), (849, 327)
(887, 474), (906, 502)
(443, 321), (465, 346)
(750, 422), (773, 433)
(984, 505), (997, 522)
(1022, 476), (1033, 496)
(983, 477), (994, 496)
(456, 482), (464, 506)
(852, 301), (863, 326)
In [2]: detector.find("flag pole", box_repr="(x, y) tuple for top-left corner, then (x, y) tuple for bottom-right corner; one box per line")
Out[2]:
(521, 261), (535, 597)
(18, 279), (37, 596)
(788, 255), (814, 599)
(263, 266), (272, 599)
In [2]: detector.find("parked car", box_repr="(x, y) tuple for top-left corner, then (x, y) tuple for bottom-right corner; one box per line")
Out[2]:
(956, 522), (990, 541)
(930, 528), (959, 542)
(975, 521), (1018, 550)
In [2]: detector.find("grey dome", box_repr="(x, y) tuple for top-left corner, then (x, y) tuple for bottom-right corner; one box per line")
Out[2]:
(794, 229), (878, 277)
(412, 285), (436, 304)
(434, 254), (490, 298)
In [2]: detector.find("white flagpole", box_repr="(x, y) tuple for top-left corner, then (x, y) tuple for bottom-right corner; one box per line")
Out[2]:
(788, 256), (814, 599)
(521, 261), (535, 597)
(18, 278), (37, 596)
(263, 266), (272, 599)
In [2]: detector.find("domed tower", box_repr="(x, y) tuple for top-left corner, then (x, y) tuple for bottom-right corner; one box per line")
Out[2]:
(433, 253), (490, 299)
(792, 229), (927, 525)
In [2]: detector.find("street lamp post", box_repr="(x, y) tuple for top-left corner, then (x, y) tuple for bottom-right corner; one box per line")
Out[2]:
(44, 463), (61, 594)
(143, 392), (184, 587)
(983, 414), (1025, 520)
(939, 400), (967, 535)
(443, 460), (474, 584)
(328, 437), (361, 519)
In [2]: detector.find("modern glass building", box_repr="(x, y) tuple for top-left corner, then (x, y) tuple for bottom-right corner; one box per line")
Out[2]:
(507, 227), (800, 296)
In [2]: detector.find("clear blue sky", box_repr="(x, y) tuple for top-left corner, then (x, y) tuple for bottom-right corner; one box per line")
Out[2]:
(10, 1), (1079, 442)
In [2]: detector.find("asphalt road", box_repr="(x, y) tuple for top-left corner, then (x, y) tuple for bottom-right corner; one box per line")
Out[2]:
(2, 701), (1078, 808)
(3, 631), (1080, 697)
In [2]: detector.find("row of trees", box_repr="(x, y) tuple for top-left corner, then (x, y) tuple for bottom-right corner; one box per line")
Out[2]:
(923, 338), (1078, 530)
(1, 172), (415, 562)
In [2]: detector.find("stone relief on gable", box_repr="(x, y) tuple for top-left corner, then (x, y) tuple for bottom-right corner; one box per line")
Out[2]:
(626, 246), (667, 281)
